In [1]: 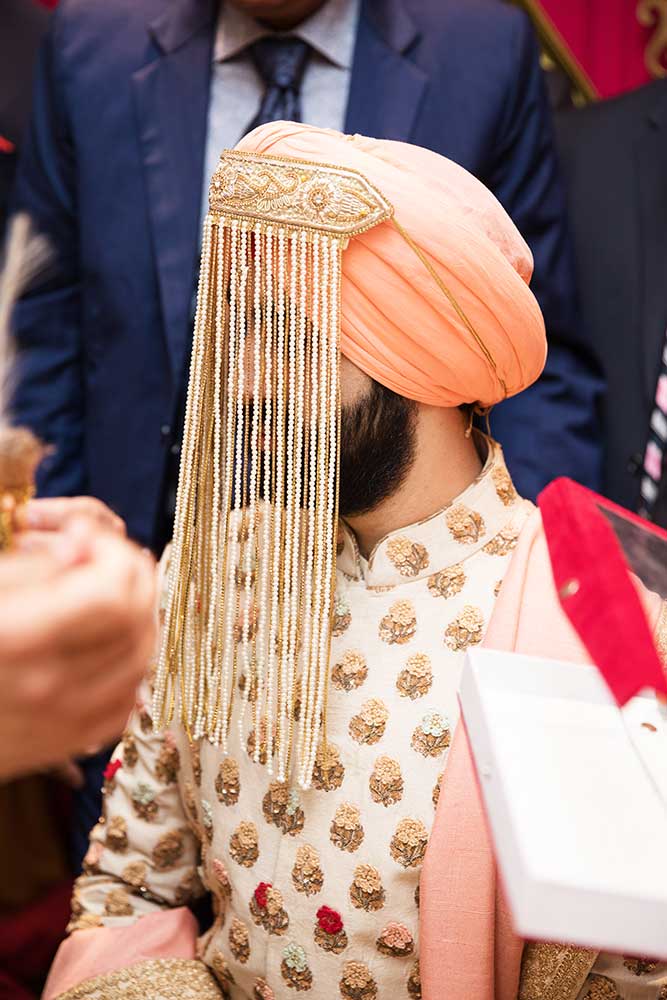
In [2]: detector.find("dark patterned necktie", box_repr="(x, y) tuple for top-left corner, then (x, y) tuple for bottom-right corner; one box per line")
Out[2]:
(641, 331), (667, 521)
(246, 36), (311, 133)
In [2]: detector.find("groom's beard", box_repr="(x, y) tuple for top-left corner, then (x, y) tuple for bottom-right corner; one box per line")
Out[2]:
(235, 380), (417, 515)
(339, 379), (418, 518)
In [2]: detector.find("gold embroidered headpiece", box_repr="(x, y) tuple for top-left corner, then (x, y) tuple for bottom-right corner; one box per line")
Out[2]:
(153, 150), (393, 787)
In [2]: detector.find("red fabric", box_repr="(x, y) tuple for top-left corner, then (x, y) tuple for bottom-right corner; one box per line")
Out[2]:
(0, 879), (72, 1000)
(535, 0), (654, 98)
(538, 477), (667, 704)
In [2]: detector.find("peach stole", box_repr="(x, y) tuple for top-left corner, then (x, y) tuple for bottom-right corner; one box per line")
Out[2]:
(419, 508), (663, 1000)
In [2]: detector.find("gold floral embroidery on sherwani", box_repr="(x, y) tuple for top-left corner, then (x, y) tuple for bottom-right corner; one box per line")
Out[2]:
(65, 439), (544, 1000)
(520, 943), (597, 1000)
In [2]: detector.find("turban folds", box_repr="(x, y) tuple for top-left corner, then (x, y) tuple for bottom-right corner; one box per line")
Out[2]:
(237, 122), (547, 409)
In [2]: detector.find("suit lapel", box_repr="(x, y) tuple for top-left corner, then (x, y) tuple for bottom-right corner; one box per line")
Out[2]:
(132, 0), (215, 387)
(637, 85), (667, 401)
(345, 0), (427, 140)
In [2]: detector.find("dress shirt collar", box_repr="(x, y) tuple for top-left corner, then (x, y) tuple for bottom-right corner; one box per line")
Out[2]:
(214, 0), (360, 69)
(337, 436), (528, 589)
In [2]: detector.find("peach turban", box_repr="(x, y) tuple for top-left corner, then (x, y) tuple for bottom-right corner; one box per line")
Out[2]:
(236, 122), (547, 409)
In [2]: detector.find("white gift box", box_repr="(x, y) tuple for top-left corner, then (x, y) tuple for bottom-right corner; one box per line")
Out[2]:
(460, 648), (667, 957)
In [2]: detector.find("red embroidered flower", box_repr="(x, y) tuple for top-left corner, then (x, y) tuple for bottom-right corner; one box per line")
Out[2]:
(254, 881), (272, 909)
(316, 905), (343, 935)
(103, 760), (122, 782)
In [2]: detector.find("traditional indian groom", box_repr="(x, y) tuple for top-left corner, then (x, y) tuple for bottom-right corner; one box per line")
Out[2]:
(44, 123), (667, 1000)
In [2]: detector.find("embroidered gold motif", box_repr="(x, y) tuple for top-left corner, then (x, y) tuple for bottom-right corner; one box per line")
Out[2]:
(212, 858), (233, 900)
(333, 593), (353, 636)
(396, 652), (433, 699)
(122, 732), (138, 769)
(385, 536), (430, 577)
(483, 528), (519, 557)
(155, 737), (180, 784)
(349, 698), (389, 744)
(427, 564), (466, 599)
(229, 820), (259, 868)
(130, 782), (159, 823)
(622, 956), (658, 975)
(519, 942), (597, 1000)
(190, 743), (202, 786)
(411, 712), (451, 758)
(389, 818), (429, 869)
(105, 815), (128, 853)
(262, 781), (305, 836)
(314, 921), (348, 954)
(581, 975), (622, 1000)
(492, 464), (518, 506)
(311, 741), (345, 791)
(446, 505), (486, 544)
(379, 599), (417, 645)
(444, 605), (485, 651)
(151, 828), (186, 871)
(330, 802), (365, 852)
(407, 959), (422, 998)
(349, 863), (385, 911)
(103, 886), (133, 917)
(209, 150), (393, 238)
(281, 943), (313, 990)
(210, 950), (236, 989)
(292, 844), (325, 895)
(249, 886), (289, 935)
(376, 922), (414, 957)
(369, 755), (404, 806)
(228, 917), (251, 964)
(432, 771), (444, 808)
(331, 650), (368, 691)
(247, 716), (277, 766)
(120, 860), (147, 888)
(215, 757), (241, 805)
(55, 959), (222, 1000)
(339, 960), (378, 1000)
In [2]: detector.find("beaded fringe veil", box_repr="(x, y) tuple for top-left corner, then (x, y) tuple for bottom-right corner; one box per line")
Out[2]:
(153, 150), (393, 788)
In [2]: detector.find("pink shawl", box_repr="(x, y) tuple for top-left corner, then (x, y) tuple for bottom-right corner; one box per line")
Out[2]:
(419, 508), (663, 1000)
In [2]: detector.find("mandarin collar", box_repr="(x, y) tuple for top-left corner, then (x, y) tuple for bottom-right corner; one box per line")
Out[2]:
(336, 438), (523, 588)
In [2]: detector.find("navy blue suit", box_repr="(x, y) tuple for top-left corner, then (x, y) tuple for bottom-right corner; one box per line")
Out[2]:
(11, 0), (601, 550)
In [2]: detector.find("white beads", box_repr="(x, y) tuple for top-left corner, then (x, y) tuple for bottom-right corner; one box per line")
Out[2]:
(156, 214), (344, 791)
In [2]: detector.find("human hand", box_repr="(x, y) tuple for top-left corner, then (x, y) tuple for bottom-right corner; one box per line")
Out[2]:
(0, 520), (156, 781)
(14, 496), (126, 556)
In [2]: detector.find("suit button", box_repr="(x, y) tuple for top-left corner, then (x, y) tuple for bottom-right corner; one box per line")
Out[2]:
(161, 424), (171, 439)
(170, 443), (181, 456)
(628, 451), (644, 475)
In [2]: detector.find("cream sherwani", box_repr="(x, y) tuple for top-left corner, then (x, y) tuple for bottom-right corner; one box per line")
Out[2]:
(63, 443), (667, 1000)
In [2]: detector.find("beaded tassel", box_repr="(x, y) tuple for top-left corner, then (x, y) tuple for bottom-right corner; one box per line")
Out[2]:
(153, 148), (393, 788)
(154, 218), (342, 788)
